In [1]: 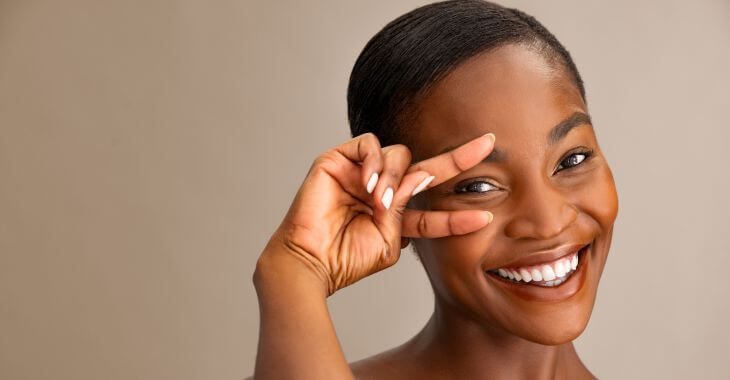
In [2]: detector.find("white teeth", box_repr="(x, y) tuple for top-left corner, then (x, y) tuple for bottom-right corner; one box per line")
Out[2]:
(543, 278), (565, 287)
(541, 264), (556, 281)
(530, 268), (543, 282)
(489, 248), (586, 285)
(530, 268), (542, 281)
(519, 269), (532, 282)
(554, 260), (566, 278)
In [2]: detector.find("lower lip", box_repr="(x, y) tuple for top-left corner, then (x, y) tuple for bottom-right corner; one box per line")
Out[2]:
(485, 245), (591, 303)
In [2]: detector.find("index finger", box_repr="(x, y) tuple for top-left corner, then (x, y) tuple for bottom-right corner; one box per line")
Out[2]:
(407, 132), (495, 188)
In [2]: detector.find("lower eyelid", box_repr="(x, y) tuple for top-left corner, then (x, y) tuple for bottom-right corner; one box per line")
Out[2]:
(560, 153), (595, 173)
(455, 181), (500, 194)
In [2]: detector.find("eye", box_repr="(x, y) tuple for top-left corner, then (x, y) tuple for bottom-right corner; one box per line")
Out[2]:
(455, 180), (499, 194)
(555, 149), (593, 173)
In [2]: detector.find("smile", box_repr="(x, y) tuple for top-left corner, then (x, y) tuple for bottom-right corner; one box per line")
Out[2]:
(486, 244), (588, 288)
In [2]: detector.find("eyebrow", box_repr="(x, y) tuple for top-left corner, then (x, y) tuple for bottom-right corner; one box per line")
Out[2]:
(436, 111), (592, 163)
(548, 111), (592, 145)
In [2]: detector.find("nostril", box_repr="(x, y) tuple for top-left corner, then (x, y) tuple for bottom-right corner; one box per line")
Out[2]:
(504, 203), (578, 240)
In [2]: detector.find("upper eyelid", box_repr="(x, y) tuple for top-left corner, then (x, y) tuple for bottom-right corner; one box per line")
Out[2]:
(454, 178), (500, 193)
(454, 148), (595, 192)
(562, 146), (593, 157)
(559, 149), (593, 164)
(553, 150), (594, 174)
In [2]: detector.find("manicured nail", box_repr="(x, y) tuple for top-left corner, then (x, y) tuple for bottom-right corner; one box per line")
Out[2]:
(483, 132), (495, 143)
(381, 187), (393, 210)
(485, 211), (494, 223)
(366, 172), (379, 194)
(412, 175), (435, 196)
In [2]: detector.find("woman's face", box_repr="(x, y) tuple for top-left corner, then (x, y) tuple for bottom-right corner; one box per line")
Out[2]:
(410, 44), (618, 345)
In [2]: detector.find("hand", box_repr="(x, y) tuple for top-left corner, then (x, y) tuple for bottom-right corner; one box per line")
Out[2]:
(257, 132), (496, 295)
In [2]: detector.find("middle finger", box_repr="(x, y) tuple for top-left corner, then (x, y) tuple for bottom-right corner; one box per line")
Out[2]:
(372, 144), (412, 210)
(407, 132), (495, 190)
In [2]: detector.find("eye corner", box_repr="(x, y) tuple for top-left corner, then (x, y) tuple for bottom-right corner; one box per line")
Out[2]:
(554, 148), (595, 174)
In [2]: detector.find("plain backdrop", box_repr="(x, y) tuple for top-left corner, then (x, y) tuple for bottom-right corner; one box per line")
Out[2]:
(1, 1), (729, 379)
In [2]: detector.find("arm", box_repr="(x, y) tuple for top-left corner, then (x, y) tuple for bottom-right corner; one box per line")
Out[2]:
(250, 132), (495, 379)
(253, 249), (353, 380)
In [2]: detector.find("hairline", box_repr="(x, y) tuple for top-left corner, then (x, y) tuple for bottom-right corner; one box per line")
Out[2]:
(394, 39), (582, 148)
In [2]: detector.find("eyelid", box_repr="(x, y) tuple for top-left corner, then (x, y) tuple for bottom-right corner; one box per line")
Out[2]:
(454, 177), (501, 194)
(554, 147), (594, 173)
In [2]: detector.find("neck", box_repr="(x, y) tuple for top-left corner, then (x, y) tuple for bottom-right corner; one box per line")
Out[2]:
(400, 300), (592, 379)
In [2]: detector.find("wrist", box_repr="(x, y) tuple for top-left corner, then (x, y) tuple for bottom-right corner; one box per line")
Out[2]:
(253, 239), (332, 298)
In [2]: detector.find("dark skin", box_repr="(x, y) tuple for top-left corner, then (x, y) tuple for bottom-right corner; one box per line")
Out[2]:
(252, 44), (618, 380)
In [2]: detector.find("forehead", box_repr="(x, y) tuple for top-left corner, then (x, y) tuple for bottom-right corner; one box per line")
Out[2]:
(410, 44), (587, 161)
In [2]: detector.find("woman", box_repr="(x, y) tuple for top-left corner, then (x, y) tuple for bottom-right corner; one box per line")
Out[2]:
(252, 1), (618, 378)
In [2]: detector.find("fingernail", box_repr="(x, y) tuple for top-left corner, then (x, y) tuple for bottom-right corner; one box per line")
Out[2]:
(366, 172), (379, 194)
(381, 187), (393, 210)
(483, 132), (495, 143)
(485, 211), (494, 223)
(412, 175), (435, 196)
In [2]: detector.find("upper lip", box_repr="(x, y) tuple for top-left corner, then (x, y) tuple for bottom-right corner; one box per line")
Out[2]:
(489, 242), (589, 270)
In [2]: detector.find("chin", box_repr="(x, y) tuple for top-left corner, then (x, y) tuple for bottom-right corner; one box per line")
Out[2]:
(519, 307), (593, 345)
(476, 241), (604, 346)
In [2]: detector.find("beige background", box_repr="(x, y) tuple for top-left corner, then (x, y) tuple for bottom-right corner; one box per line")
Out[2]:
(1, 0), (729, 379)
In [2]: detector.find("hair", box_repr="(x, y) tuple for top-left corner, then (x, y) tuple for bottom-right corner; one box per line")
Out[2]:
(347, 0), (586, 147)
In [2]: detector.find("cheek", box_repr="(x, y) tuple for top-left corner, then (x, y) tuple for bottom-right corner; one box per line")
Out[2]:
(416, 230), (496, 300)
(419, 235), (484, 278)
(574, 165), (619, 230)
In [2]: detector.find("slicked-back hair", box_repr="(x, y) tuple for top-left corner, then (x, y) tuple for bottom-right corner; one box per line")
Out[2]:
(347, 0), (586, 147)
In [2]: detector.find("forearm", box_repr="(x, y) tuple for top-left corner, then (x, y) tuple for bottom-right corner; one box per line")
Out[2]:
(252, 249), (354, 380)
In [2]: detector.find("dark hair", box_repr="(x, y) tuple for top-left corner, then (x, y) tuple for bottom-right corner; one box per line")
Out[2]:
(347, 0), (586, 147)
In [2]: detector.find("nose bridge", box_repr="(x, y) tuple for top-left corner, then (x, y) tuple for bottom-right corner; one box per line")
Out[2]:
(504, 178), (578, 240)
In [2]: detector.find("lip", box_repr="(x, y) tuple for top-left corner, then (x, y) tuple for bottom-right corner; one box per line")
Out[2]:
(487, 242), (587, 270)
(485, 244), (591, 302)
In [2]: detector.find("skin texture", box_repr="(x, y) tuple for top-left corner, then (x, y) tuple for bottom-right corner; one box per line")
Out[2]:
(252, 43), (618, 380)
(351, 44), (618, 379)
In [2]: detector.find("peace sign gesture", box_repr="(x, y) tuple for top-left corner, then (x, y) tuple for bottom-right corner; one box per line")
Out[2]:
(258, 132), (496, 295)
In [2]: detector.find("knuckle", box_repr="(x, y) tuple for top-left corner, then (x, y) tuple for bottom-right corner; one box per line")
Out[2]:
(313, 152), (332, 167)
(384, 168), (401, 180)
(449, 151), (469, 172)
(417, 213), (429, 236)
(381, 244), (400, 266)
(361, 132), (381, 148)
(311, 151), (339, 173)
(385, 144), (412, 161)
(393, 203), (407, 215)
(407, 163), (423, 174)
(448, 151), (463, 171)
(395, 144), (412, 160)
(447, 213), (455, 236)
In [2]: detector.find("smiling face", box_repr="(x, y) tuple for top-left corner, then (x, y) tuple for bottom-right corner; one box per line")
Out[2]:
(409, 44), (618, 345)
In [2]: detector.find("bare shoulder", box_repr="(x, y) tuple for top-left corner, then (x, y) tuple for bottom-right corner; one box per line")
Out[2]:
(245, 344), (424, 380)
(350, 346), (420, 380)
(242, 349), (411, 380)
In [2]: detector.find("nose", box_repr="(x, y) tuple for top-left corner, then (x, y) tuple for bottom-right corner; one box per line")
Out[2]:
(503, 182), (578, 240)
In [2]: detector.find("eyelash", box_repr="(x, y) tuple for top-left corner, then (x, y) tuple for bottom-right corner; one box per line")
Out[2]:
(454, 149), (594, 194)
(454, 179), (499, 194)
(555, 149), (593, 173)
